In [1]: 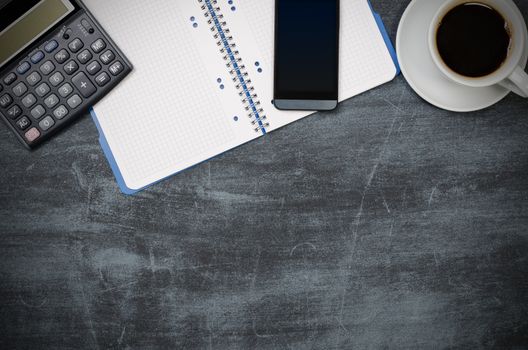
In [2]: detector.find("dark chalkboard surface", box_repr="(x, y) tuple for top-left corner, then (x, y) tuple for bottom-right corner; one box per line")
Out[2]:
(1, 1), (527, 349)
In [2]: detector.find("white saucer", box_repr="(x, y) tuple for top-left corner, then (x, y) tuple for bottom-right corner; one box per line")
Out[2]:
(396, 0), (528, 112)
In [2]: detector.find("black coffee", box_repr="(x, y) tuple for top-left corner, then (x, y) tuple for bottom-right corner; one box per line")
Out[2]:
(436, 3), (511, 78)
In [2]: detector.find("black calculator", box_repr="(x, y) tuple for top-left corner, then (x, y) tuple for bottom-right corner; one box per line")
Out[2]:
(0, 0), (132, 149)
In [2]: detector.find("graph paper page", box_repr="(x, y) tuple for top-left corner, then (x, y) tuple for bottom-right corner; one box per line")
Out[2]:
(85, 0), (261, 191)
(221, 0), (397, 132)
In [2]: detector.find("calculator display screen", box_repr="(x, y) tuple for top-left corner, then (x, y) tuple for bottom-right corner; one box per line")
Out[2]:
(0, 0), (75, 68)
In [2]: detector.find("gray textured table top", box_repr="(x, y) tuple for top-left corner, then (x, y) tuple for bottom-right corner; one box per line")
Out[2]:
(1, 1), (527, 349)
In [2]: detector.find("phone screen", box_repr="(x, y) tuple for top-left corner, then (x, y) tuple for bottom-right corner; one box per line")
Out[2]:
(274, 0), (339, 103)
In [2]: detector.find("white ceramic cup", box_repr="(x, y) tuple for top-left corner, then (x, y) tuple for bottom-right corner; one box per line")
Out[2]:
(428, 0), (528, 98)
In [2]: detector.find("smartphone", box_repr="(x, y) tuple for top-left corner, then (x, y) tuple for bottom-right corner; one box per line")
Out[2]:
(274, 0), (340, 111)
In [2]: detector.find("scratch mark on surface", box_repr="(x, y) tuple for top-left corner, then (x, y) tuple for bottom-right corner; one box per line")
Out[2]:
(335, 316), (349, 332)
(25, 163), (35, 171)
(207, 163), (212, 187)
(249, 249), (261, 292)
(98, 269), (109, 290)
(433, 251), (440, 268)
(108, 222), (137, 232)
(117, 325), (126, 346)
(381, 191), (391, 214)
(173, 263), (234, 272)
(100, 281), (138, 294)
(397, 88), (407, 107)
(351, 115), (398, 251)
(85, 186), (93, 218)
(389, 220), (394, 237)
(351, 197), (366, 252)
(18, 295), (47, 308)
(428, 186), (438, 207)
(381, 97), (404, 113)
(366, 157), (381, 190)
(397, 111), (416, 134)
(206, 318), (213, 350)
(201, 190), (260, 203)
(401, 186), (408, 209)
(337, 282), (348, 336)
(337, 116), (399, 339)
(80, 280), (100, 350)
(63, 144), (102, 154)
(250, 248), (271, 339)
(149, 247), (156, 272)
(71, 161), (88, 190)
(289, 242), (317, 256)
(253, 318), (272, 339)
(397, 120), (404, 133)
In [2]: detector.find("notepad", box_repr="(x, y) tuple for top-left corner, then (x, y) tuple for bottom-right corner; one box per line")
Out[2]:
(86, 0), (399, 193)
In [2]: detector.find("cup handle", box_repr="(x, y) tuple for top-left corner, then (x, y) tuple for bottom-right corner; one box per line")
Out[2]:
(501, 66), (528, 98)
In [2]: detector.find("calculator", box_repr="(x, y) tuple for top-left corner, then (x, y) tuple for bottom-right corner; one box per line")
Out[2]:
(0, 0), (132, 149)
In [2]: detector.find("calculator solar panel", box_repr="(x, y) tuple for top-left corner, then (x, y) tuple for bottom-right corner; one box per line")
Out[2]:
(0, 0), (131, 148)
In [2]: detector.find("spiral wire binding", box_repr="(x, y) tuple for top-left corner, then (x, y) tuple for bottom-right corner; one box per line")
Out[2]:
(199, 0), (269, 134)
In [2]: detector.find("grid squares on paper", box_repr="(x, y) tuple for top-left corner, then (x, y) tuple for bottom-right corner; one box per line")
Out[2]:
(338, 0), (396, 97)
(87, 0), (240, 187)
(239, 1), (275, 69)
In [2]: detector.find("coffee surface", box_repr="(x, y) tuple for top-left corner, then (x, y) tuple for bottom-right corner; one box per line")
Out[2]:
(436, 3), (511, 78)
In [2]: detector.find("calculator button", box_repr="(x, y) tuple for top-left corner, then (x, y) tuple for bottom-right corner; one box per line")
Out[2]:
(64, 60), (79, 75)
(95, 72), (110, 86)
(72, 72), (96, 98)
(3, 73), (16, 86)
(81, 19), (95, 34)
(22, 94), (37, 108)
(31, 105), (46, 119)
(86, 61), (101, 75)
(49, 72), (64, 86)
(25, 127), (41, 142)
(17, 62), (31, 75)
(35, 83), (50, 97)
(55, 49), (70, 64)
(39, 116), (55, 131)
(7, 105), (22, 119)
(0, 93), (13, 108)
(63, 29), (72, 41)
(68, 38), (84, 53)
(53, 105), (68, 120)
(100, 50), (115, 65)
(77, 50), (93, 64)
(26, 72), (42, 86)
(44, 40), (59, 53)
(40, 61), (55, 75)
(12, 82), (28, 97)
(30, 51), (45, 64)
(16, 116), (31, 130)
(109, 61), (124, 76)
(58, 83), (73, 97)
(44, 94), (59, 108)
(91, 39), (106, 53)
(67, 94), (82, 109)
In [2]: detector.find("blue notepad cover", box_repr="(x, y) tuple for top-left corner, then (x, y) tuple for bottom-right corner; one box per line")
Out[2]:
(368, 1), (400, 74)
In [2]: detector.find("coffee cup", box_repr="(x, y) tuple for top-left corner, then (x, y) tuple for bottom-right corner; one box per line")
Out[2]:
(428, 0), (528, 98)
